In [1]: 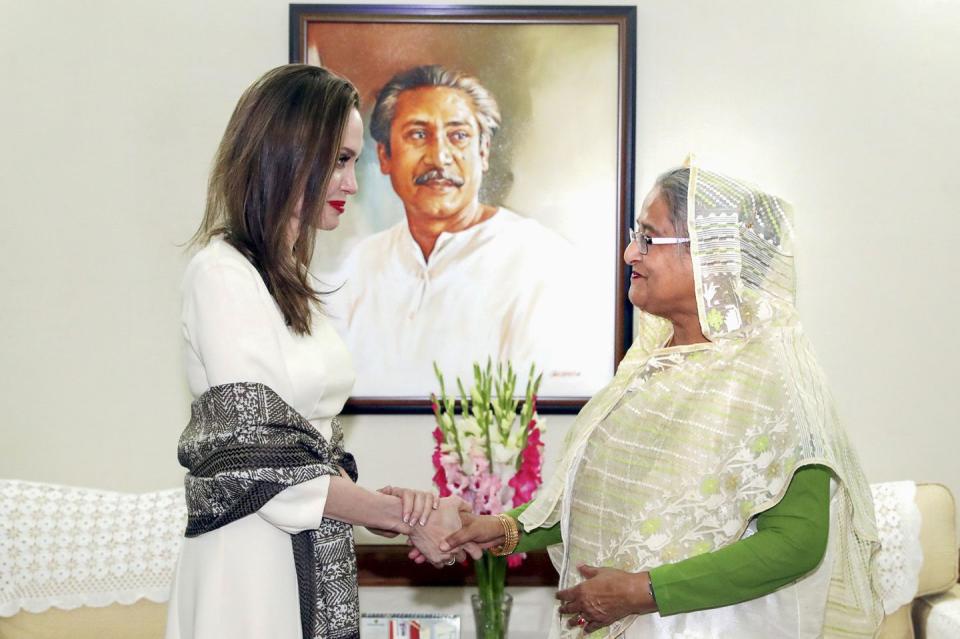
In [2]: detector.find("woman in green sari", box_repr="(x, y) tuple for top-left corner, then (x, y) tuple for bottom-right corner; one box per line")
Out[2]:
(441, 164), (882, 638)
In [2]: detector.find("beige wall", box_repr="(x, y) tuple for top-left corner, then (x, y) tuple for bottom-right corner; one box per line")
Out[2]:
(2, 1), (958, 510)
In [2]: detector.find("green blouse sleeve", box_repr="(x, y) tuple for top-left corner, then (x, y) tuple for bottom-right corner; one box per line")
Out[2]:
(506, 502), (563, 554)
(648, 465), (831, 616)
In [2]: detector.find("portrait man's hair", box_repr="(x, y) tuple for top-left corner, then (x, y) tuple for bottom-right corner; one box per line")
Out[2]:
(370, 65), (502, 155)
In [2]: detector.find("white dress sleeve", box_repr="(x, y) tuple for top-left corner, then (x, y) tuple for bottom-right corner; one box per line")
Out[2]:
(183, 259), (330, 533)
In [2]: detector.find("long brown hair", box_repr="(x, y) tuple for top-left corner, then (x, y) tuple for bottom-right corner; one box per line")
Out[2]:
(195, 64), (359, 334)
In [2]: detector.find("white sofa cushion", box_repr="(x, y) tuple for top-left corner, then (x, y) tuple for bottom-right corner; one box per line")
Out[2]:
(0, 480), (185, 616)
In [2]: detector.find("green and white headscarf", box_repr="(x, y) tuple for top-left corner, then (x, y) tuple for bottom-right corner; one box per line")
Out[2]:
(520, 163), (882, 638)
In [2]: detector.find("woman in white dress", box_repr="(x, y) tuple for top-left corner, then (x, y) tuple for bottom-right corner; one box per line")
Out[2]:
(165, 65), (467, 639)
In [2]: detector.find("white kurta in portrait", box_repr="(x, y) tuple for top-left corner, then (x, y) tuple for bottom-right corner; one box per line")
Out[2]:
(165, 238), (355, 639)
(328, 208), (609, 398)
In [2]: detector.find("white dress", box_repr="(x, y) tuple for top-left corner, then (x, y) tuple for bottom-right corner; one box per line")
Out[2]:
(165, 238), (355, 639)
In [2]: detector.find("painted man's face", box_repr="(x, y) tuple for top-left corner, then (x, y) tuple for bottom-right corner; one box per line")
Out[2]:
(377, 86), (490, 221)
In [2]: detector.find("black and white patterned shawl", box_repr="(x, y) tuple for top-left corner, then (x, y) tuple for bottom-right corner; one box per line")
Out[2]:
(178, 382), (359, 639)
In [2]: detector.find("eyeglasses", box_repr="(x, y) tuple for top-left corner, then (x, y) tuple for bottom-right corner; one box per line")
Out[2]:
(628, 228), (691, 255)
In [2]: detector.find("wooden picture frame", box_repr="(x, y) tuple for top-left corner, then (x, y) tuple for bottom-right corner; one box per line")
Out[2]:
(290, 5), (636, 413)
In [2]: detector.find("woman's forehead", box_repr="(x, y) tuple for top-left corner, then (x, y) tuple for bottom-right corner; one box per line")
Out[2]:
(637, 188), (671, 232)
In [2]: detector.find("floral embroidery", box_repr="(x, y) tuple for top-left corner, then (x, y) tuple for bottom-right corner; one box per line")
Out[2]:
(706, 307), (725, 332)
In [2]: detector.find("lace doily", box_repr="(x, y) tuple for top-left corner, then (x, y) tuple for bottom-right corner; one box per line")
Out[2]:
(870, 481), (923, 614)
(0, 480), (186, 616)
(922, 588), (960, 639)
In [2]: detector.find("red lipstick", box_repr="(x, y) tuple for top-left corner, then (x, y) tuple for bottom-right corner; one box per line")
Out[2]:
(327, 200), (346, 214)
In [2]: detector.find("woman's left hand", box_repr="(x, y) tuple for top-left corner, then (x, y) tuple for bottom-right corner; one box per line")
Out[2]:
(377, 485), (438, 526)
(556, 564), (657, 634)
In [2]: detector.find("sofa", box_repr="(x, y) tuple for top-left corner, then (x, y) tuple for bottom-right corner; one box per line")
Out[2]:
(1, 481), (956, 638)
(874, 483), (958, 638)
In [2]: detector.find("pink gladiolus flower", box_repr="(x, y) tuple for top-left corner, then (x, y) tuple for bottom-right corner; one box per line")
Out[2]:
(431, 427), (453, 497)
(443, 458), (467, 489)
(509, 427), (543, 506)
(524, 427), (543, 464)
(468, 446), (490, 475)
(473, 472), (503, 515)
(507, 553), (526, 569)
(509, 470), (538, 506)
(432, 450), (451, 497)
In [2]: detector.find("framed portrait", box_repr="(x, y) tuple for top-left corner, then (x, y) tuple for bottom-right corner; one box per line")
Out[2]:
(290, 4), (636, 413)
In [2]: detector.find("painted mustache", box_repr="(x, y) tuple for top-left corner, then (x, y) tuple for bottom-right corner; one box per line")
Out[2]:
(414, 169), (465, 187)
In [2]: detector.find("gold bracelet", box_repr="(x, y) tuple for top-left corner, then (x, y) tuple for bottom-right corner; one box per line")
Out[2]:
(489, 514), (520, 556)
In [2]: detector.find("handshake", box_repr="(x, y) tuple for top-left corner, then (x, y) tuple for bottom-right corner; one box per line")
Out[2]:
(369, 487), (512, 568)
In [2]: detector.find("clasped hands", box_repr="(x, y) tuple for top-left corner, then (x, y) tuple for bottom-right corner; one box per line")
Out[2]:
(365, 493), (658, 631)
(413, 511), (660, 634)
(367, 487), (484, 568)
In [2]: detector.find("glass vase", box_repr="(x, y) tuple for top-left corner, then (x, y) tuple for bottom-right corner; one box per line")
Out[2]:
(471, 591), (513, 639)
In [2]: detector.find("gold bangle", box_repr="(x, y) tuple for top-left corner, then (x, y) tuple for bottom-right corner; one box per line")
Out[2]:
(489, 514), (520, 556)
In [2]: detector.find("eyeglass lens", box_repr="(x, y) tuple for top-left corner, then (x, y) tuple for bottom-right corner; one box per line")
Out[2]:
(630, 229), (648, 254)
